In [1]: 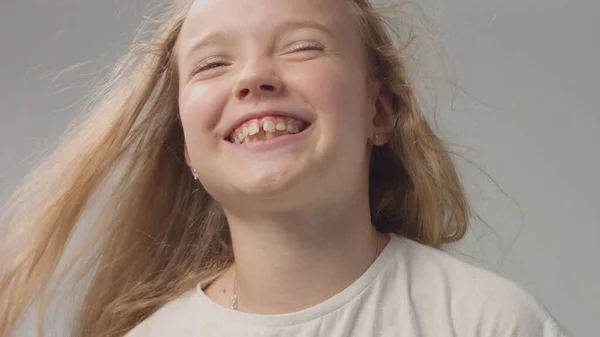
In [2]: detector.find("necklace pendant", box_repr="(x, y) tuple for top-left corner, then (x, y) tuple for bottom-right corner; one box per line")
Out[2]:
(231, 292), (238, 310)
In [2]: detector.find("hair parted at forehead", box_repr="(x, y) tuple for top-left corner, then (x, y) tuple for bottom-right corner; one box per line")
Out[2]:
(173, 0), (375, 11)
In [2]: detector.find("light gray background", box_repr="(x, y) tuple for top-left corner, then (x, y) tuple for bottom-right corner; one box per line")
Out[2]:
(1, 0), (598, 336)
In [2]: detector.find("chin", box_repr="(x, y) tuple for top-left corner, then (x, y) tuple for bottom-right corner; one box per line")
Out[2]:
(240, 168), (302, 197)
(223, 169), (313, 212)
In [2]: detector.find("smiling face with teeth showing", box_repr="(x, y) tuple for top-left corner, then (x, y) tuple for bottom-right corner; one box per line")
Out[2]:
(177, 0), (390, 212)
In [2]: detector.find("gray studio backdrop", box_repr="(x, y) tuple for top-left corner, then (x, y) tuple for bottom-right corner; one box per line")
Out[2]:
(1, 0), (598, 336)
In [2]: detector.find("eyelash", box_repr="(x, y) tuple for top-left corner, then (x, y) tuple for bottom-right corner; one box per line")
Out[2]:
(287, 42), (325, 53)
(191, 59), (228, 76)
(190, 43), (324, 76)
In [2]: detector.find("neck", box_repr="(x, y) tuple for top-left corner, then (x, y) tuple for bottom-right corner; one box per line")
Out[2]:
(209, 195), (387, 314)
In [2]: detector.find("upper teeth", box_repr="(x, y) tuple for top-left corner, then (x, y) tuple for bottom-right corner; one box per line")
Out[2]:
(230, 117), (306, 144)
(263, 120), (276, 132)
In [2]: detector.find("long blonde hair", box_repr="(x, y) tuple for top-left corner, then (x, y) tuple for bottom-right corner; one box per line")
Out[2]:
(0, 1), (468, 336)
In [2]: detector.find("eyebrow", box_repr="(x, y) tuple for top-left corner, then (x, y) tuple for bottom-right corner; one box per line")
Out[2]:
(277, 19), (335, 37)
(184, 19), (335, 59)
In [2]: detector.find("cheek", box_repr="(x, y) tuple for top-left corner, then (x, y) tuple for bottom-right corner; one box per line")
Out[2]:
(179, 81), (229, 148)
(292, 60), (370, 139)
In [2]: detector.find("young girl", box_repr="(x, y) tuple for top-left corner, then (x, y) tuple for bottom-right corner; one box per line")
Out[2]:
(0, 0), (569, 336)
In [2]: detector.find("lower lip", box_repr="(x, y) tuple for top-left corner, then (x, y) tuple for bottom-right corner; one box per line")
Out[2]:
(227, 126), (312, 152)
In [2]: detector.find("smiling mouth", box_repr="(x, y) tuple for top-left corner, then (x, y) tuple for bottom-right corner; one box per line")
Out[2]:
(228, 116), (310, 144)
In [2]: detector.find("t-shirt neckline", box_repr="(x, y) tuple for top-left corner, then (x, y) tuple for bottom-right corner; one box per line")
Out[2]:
(193, 234), (402, 328)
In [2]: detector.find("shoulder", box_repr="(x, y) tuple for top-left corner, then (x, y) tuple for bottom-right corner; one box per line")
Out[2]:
(385, 235), (569, 336)
(125, 291), (201, 337)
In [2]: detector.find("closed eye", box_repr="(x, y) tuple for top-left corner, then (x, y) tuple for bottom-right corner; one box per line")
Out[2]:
(190, 58), (229, 76)
(287, 42), (325, 53)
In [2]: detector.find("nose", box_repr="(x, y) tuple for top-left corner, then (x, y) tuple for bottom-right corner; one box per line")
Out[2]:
(233, 66), (283, 101)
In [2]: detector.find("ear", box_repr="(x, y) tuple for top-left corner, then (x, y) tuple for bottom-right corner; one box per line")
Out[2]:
(368, 85), (395, 146)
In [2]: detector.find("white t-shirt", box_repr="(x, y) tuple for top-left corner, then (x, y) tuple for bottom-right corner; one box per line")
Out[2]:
(126, 234), (569, 337)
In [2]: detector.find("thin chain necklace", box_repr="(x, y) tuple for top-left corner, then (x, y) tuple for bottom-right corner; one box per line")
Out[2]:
(230, 233), (381, 311)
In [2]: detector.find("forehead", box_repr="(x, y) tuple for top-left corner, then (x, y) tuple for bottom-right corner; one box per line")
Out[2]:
(178, 0), (358, 45)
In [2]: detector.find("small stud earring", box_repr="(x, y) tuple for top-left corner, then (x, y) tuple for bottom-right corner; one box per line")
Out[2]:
(192, 168), (199, 180)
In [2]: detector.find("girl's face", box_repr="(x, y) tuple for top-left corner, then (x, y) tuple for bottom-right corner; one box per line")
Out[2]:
(177, 0), (382, 211)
